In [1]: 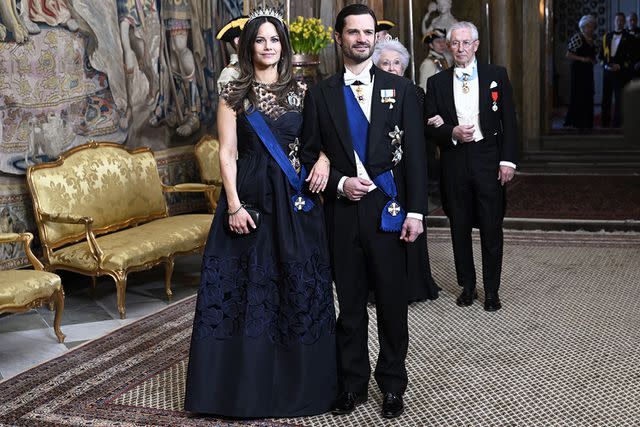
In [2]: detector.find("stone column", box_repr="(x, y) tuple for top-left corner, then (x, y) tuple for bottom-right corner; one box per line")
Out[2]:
(489, 0), (516, 73)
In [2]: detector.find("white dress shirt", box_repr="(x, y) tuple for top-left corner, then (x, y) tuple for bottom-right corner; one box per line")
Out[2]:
(611, 33), (622, 58)
(452, 59), (516, 170)
(337, 60), (423, 220)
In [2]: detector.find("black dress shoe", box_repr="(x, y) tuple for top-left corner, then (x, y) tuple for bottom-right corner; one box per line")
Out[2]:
(456, 288), (478, 307)
(331, 392), (367, 415)
(484, 294), (502, 311)
(382, 392), (404, 418)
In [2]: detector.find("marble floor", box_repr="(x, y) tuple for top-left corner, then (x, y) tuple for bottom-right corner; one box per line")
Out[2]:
(0, 255), (202, 381)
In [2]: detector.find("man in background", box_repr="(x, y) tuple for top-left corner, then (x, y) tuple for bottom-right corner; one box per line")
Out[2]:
(215, 16), (247, 93)
(600, 12), (634, 127)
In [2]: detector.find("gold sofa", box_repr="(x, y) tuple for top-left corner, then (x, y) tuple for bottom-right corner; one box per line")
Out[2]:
(26, 141), (215, 319)
(0, 232), (65, 343)
(194, 135), (222, 211)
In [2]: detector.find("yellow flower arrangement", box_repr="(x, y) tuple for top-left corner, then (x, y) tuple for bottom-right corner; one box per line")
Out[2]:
(289, 16), (333, 55)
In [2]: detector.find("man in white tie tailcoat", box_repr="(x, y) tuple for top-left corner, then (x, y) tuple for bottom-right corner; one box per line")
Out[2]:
(301, 3), (428, 419)
(425, 21), (517, 312)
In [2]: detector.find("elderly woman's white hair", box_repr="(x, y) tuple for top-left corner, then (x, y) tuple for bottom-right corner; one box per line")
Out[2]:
(372, 39), (411, 73)
(446, 21), (479, 42)
(578, 14), (596, 31)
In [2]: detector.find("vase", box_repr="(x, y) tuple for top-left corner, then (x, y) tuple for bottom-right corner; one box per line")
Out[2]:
(292, 53), (321, 86)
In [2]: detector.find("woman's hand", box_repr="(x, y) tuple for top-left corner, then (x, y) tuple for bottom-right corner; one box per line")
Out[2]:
(306, 152), (330, 193)
(427, 114), (444, 127)
(228, 206), (256, 235)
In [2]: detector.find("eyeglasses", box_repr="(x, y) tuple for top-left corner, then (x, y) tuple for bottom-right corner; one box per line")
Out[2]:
(380, 59), (403, 68)
(450, 40), (476, 49)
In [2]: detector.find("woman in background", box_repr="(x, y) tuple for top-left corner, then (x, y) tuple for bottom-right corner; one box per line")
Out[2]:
(564, 15), (597, 129)
(372, 38), (440, 302)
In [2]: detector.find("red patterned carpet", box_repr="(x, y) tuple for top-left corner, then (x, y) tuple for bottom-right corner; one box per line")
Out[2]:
(432, 175), (640, 221)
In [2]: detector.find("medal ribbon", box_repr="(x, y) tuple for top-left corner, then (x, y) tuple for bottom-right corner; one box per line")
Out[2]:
(244, 109), (314, 212)
(342, 85), (405, 232)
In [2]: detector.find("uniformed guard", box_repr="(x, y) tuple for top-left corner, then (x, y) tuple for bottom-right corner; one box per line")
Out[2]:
(215, 16), (248, 93)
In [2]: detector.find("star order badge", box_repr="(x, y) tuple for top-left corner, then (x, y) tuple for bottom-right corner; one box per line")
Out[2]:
(388, 125), (404, 165)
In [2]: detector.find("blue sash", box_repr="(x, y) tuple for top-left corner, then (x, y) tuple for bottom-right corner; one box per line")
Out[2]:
(244, 109), (314, 212)
(343, 85), (405, 232)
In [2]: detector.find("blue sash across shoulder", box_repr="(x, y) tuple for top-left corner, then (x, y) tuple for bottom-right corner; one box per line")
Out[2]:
(343, 85), (405, 232)
(244, 109), (314, 212)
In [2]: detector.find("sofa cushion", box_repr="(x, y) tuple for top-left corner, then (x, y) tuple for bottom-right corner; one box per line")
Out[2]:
(0, 271), (62, 308)
(28, 144), (168, 247)
(49, 214), (213, 272)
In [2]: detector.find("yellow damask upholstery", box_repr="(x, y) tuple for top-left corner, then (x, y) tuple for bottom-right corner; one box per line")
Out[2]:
(28, 144), (167, 248)
(50, 215), (212, 272)
(26, 141), (215, 319)
(0, 270), (62, 307)
(0, 232), (65, 343)
(194, 135), (222, 211)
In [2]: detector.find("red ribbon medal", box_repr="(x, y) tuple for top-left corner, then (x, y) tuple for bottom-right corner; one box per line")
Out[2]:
(491, 90), (499, 111)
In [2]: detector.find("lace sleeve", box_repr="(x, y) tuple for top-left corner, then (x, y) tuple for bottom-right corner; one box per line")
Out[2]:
(219, 81), (240, 107)
(567, 33), (583, 53)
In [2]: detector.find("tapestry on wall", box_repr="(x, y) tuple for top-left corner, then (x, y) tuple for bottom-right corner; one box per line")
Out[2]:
(0, 0), (242, 268)
(0, 28), (126, 175)
(0, 176), (35, 270)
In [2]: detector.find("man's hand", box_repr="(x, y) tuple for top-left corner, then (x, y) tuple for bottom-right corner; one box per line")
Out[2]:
(452, 124), (475, 143)
(498, 165), (515, 186)
(399, 217), (423, 243)
(343, 177), (372, 201)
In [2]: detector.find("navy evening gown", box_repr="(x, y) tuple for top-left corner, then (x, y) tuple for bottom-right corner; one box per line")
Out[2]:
(184, 83), (337, 418)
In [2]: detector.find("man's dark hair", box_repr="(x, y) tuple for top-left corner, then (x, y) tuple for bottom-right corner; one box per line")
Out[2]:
(335, 4), (377, 34)
(615, 12), (626, 19)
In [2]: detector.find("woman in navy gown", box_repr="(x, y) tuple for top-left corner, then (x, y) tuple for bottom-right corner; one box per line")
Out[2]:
(185, 10), (337, 418)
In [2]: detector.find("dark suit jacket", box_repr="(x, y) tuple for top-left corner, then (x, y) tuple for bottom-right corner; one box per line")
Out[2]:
(600, 31), (635, 70)
(301, 66), (427, 216)
(424, 63), (518, 165)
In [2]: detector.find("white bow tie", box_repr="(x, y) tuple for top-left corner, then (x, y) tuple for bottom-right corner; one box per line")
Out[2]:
(344, 69), (372, 86)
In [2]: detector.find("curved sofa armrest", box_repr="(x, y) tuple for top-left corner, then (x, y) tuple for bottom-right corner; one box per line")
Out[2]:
(162, 183), (217, 193)
(38, 211), (104, 267)
(40, 212), (93, 225)
(0, 233), (22, 244)
(0, 232), (44, 270)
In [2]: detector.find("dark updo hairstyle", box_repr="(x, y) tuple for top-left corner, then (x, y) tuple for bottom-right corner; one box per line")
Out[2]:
(223, 15), (297, 113)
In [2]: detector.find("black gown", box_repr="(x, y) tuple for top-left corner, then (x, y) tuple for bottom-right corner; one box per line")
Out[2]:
(185, 82), (337, 418)
(564, 32), (596, 129)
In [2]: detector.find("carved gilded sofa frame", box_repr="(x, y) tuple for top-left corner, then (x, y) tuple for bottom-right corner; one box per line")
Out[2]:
(0, 232), (65, 343)
(26, 141), (216, 319)
(194, 135), (223, 211)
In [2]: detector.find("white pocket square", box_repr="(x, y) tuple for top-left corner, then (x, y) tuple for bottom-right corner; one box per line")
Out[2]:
(490, 81), (498, 89)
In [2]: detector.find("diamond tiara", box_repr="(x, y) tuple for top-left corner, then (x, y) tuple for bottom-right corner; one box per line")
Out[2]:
(247, 7), (284, 24)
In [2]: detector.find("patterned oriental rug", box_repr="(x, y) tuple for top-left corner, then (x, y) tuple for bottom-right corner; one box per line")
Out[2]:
(1, 229), (640, 426)
(432, 175), (640, 221)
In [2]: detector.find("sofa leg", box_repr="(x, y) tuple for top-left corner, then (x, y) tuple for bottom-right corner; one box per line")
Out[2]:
(114, 272), (127, 319)
(52, 288), (66, 343)
(165, 258), (174, 301)
(90, 276), (97, 298)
